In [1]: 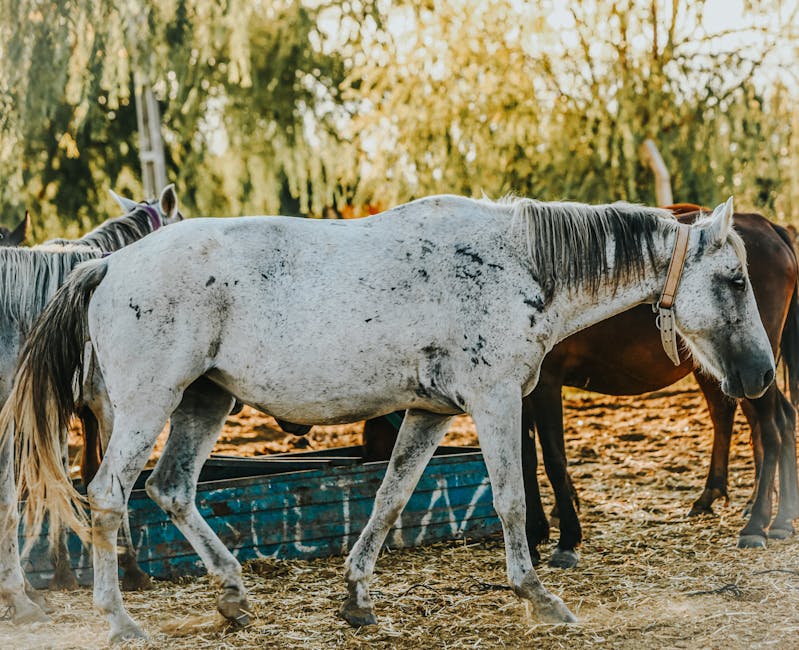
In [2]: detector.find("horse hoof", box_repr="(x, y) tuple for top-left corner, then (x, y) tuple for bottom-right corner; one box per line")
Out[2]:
(48, 571), (80, 591)
(768, 526), (795, 540)
(109, 620), (147, 644)
(687, 503), (713, 517)
(738, 534), (767, 549)
(216, 587), (251, 627)
(121, 570), (153, 591)
(531, 592), (577, 625)
(340, 599), (378, 627)
(24, 587), (54, 614)
(549, 548), (579, 569)
(12, 602), (51, 625)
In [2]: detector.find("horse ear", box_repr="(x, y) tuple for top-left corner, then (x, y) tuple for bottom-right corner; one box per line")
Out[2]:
(707, 196), (734, 245)
(108, 189), (139, 213)
(5, 211), (30, 246)
(159, 184), (181, 222)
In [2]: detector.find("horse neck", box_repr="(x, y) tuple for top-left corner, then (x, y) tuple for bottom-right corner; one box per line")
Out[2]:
(70, 209), (157, 253)
(552, 227), (678, 339)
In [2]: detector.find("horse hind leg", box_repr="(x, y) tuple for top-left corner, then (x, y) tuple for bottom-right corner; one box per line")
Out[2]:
(768, 389), (799, 538)
(342, 409), (453, 626)
(83, 391), (153, 592)
(143, 377), (249, 626)
(89, 401), (177, 642)
(0, 431), (50, 623)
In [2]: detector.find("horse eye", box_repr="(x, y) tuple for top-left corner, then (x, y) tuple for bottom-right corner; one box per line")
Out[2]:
(730, 276), (746, 290)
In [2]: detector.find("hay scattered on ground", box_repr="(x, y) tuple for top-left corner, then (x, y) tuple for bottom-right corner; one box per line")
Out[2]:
(28, 381), (799, 648)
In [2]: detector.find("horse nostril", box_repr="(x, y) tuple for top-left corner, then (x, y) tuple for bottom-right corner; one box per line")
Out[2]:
(763, 367), (775, 388)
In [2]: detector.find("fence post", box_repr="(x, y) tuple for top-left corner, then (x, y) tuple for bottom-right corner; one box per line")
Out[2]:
(640, 139), (673, 206)
(134, 80), (167, 200)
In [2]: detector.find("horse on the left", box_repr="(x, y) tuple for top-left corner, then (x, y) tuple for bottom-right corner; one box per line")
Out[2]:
(0, 185), (182, 624)
(0, 213), (30, 248)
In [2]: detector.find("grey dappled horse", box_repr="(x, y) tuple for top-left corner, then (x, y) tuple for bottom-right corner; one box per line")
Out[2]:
(2, 195), (774, 641)
(0, 186), (181, 624)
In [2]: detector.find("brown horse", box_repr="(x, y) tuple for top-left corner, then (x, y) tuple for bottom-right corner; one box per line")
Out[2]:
(362, 206), (799, 565)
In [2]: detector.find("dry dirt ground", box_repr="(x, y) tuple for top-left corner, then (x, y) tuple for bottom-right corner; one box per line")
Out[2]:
(4, 380), (799, 649)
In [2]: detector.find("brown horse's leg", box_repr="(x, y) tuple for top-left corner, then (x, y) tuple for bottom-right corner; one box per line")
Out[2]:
(741, 400), (765, 518)
(739, 385), (782, 547)
(768, 389), (799, 537)
(49, 435), (80, 590)
(689, 374), (737, 516)
(362, 414), (402, 462)
(529, 384), (580, 569)
(119, 510), (152, 591)
(520, 397), (548, 566)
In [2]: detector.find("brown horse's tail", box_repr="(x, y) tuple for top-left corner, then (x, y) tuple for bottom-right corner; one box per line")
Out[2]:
(0, 258), (109, 550)
(772, 223), (799, 407)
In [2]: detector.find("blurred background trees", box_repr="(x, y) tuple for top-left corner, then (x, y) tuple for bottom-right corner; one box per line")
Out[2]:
(1, 0), (797, 240)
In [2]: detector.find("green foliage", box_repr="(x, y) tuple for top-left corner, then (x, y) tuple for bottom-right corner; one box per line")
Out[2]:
(0, 0), (370, 238)
(345, 0), (799, 218)
(0, 0), (797, 240)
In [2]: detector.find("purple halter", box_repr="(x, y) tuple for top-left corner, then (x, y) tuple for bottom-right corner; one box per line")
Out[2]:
(139, 203), (163, 232)
(101, 203), (162, 259)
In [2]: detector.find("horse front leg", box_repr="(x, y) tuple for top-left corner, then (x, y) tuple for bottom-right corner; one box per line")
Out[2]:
(690, 373), (737, 516)
(341, 410), (452, 626)
(529, 385), (581, 569)
(472, 385), (576, 623)
(738, 387), (781, 548)
(520, 397), (549, 565)
(119, 510), (152, 591)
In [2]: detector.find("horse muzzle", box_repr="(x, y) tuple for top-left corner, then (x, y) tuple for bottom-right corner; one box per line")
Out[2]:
(721, 357), (775, 400)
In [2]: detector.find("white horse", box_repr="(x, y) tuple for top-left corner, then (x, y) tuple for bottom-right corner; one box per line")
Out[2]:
(1, 195), (773, 641)
(0, 185), (181, 624)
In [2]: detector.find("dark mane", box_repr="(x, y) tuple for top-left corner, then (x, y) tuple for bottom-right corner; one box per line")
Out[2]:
(492, 198), (676, 301)
(45, 207), (159, 253)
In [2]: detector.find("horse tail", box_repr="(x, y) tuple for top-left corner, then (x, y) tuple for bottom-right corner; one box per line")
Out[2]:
(78, 406), (102, 486)
(0, 258), (109, 549)
(772, 223), (799, 407)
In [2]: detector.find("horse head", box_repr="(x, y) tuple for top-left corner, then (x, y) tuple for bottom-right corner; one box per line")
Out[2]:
(108, 183), (184, 226)
(0, 212), (30, 247)
(675, 197), (775, 399)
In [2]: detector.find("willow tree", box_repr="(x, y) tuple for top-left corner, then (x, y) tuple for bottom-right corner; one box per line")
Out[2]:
(344, 0), (799, 218)
(0, 0), (370, 238)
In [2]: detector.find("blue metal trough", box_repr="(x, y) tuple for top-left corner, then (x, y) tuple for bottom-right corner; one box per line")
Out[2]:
(23, 446), (500, 587)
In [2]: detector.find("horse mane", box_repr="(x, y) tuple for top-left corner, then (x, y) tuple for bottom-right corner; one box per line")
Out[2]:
(486, 197), (677, 301)
(45, 206), (158, 253)
(0, 248), (102, 329)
